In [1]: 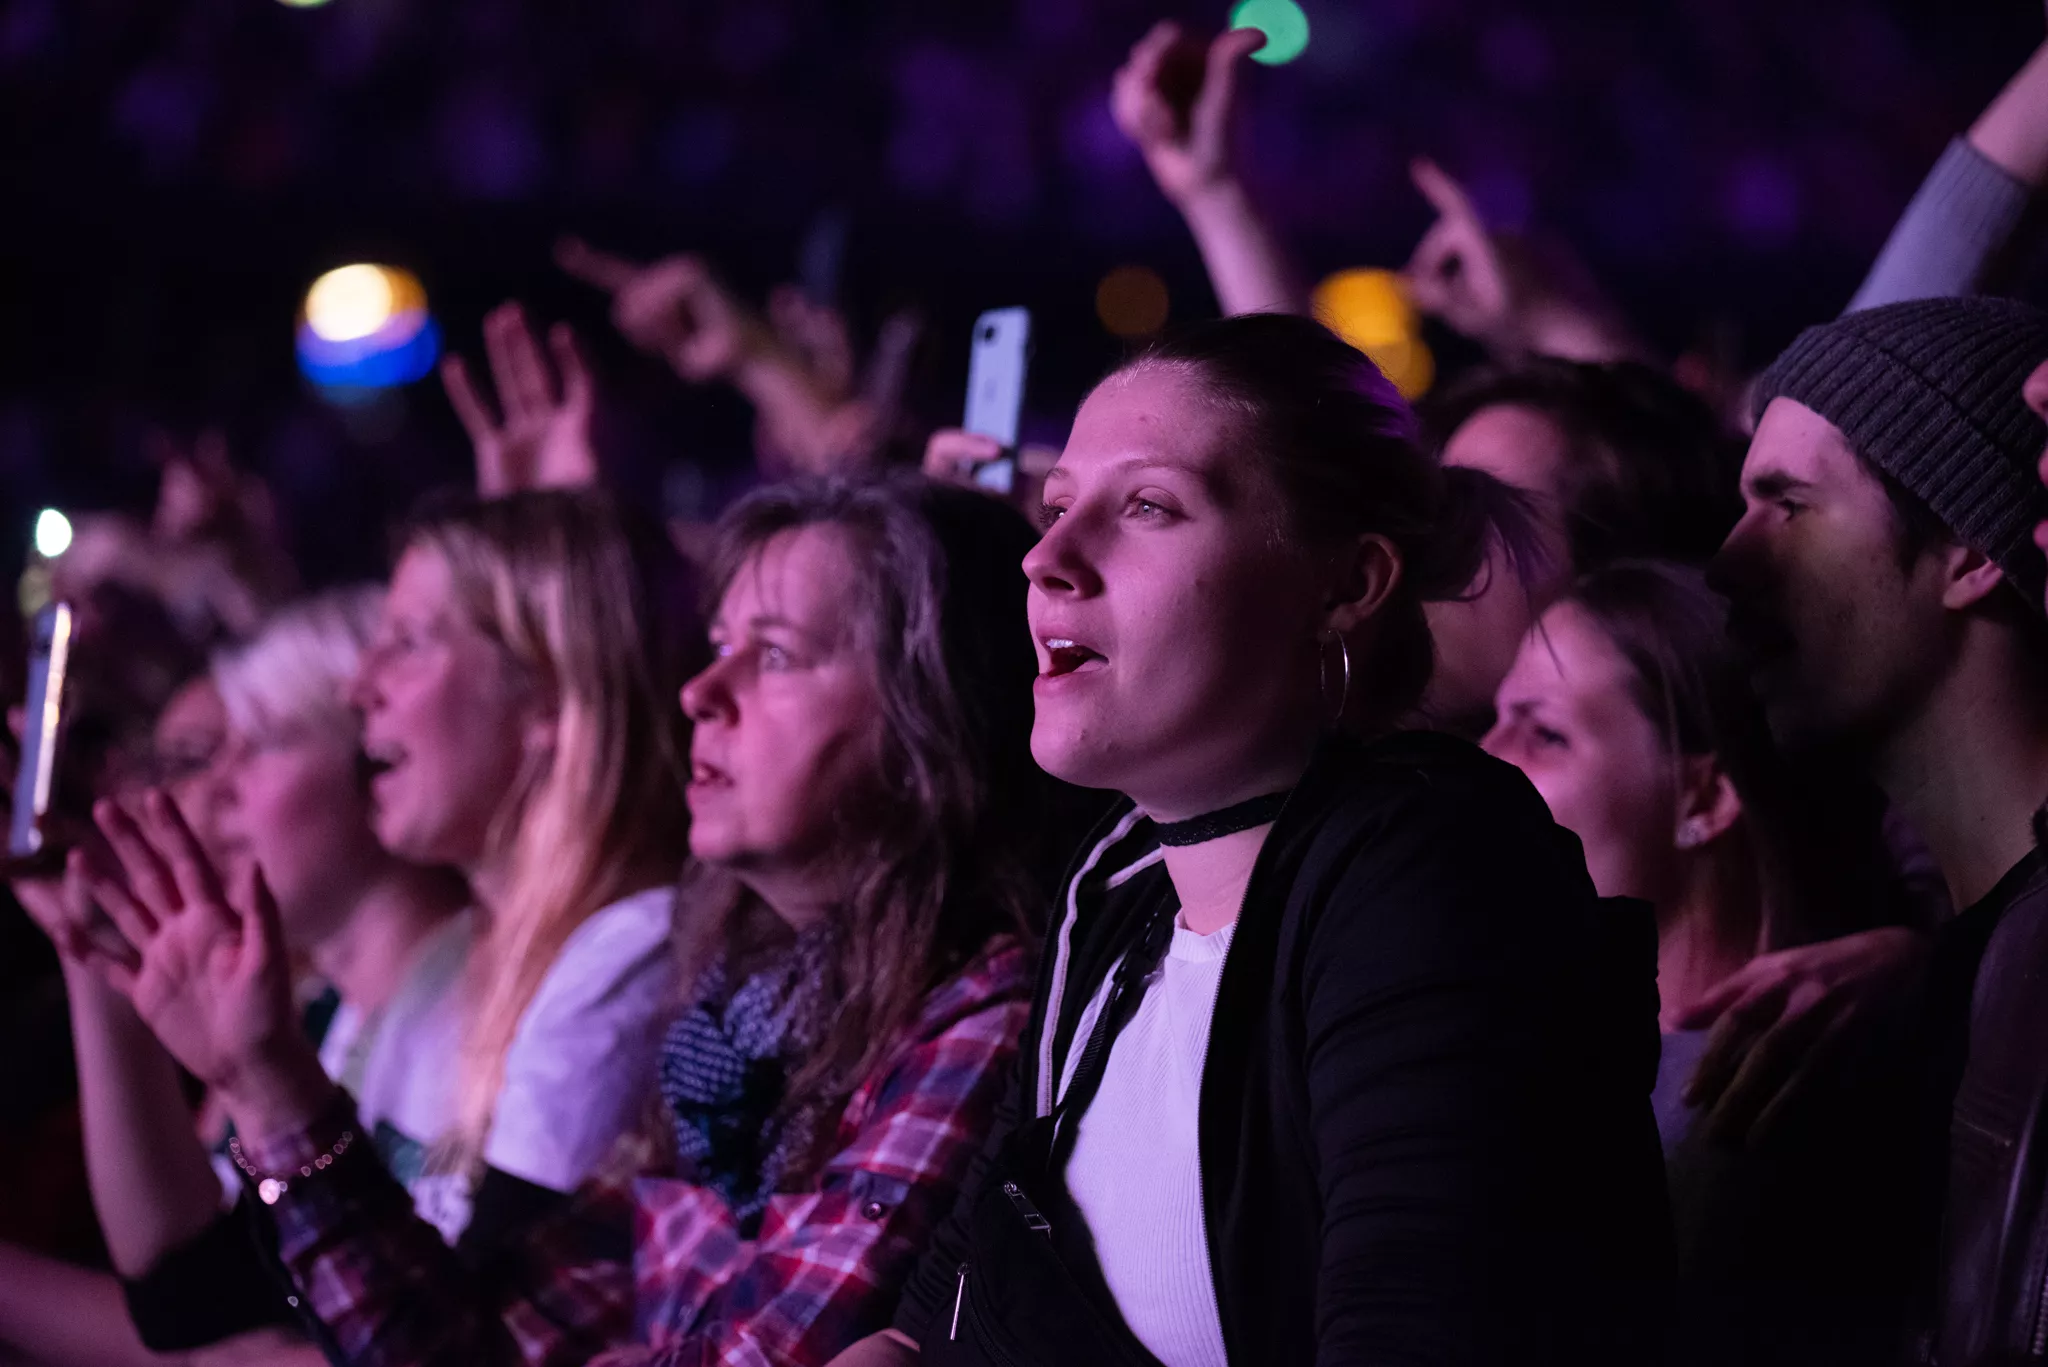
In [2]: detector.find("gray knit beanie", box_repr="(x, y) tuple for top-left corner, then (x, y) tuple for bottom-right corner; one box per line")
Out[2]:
(1753, 296), (2048, 614)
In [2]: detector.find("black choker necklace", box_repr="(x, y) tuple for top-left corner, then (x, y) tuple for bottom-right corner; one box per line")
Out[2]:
(1152, 791), (1290, 847)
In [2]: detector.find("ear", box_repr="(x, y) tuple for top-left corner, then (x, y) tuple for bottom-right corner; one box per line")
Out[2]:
(1672, 754), (1742, 853)
(518, 684), (562, 766)
(1937, 543), (2008, 613)
(1322, 534), (1404, 636)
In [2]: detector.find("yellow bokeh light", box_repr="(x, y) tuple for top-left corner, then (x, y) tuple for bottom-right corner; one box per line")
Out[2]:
(33, 509), (72, 559)
(1096, 265), (1170, 338)
(1313, 267), (1435, 399)
(304, 264), (427, 344)
(1313, 268), (1416, 349)
(1362, 336), (1437, 401)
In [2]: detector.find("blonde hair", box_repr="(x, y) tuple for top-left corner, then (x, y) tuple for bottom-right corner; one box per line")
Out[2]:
(401, 490), (689, 1171)
(211, 586), (384, 744)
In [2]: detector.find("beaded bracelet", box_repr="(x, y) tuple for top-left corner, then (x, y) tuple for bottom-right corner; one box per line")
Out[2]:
(227, 1128), (356, 1206)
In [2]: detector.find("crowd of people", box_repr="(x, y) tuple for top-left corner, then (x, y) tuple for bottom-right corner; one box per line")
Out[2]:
(4, 13), (2048, 1367)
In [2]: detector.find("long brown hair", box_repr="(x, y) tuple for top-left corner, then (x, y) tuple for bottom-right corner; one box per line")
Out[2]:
(401, 490), (691, 1169)
(700, 474), (1047, 1177)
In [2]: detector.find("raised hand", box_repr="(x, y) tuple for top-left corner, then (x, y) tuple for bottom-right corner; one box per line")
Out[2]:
(1403, 159), (1518, 347)
(1403, 158), (1650, 364)
(1110, 21), (1266, 208)
(442, 302), (600, 497)
(80, 791), (331, 1133)
(557, 238), (773, 385)
(768, 284), (857, 403)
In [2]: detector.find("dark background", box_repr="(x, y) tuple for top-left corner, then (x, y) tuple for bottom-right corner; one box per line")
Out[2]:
(2, 0), (2042, 583)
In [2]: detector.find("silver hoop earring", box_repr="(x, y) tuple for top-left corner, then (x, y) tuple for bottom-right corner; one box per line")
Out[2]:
(1319, 630), (1352, 727)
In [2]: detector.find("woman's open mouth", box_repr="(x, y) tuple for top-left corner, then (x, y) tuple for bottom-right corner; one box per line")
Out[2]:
(363, 743), (408, 796)
(1041, 637), (1108, 678)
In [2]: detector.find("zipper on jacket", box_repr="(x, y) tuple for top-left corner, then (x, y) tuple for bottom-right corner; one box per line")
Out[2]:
(950, 1264), (968, 1342)
(1002, 1181), (1051, 1235)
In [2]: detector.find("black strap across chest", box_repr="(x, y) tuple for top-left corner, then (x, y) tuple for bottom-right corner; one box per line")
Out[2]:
(1046, 899), (1180, 1173)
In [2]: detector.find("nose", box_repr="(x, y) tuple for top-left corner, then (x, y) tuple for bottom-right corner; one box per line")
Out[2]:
(2024, 358), (2048, 426)
(1022, 510), (1103, 599)
(345, 652), (383, 715)
(679, 654), (738, 727)
(1705, 511), (1761, 602)
(1478, 714), (1518, 765)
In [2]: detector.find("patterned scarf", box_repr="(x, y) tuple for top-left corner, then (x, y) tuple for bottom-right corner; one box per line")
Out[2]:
(657, 922), (837, 1233)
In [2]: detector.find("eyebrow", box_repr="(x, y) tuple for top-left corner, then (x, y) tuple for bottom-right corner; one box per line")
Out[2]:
(710, 613), (842, 650)
(711, 613), (803, 634)
(1744, 469), (1814, 498)
(1041, 453), (1230, 496)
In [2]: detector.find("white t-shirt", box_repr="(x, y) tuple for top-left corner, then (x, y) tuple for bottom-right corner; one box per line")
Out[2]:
(1060, 913), (1234, 1367)
(326, 911), (476, 1198)
(401, 884), (680, 1240)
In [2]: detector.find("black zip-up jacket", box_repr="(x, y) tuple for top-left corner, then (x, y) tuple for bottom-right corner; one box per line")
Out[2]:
(896, 731), (1673, 1364)
(1927, 847), (2048, 1365)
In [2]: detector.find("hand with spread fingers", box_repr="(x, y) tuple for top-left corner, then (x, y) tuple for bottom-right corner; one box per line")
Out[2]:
(80, 791), (334, 1136)
(1677, 926), (1927, 1146)
(442, 301), (600, 497)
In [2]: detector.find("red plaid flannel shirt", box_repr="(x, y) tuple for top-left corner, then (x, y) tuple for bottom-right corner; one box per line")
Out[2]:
(242, 938), (1032, 1367)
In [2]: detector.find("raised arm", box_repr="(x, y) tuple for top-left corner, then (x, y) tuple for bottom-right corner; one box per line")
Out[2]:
(1402, 159), (1652, 364)
(1849, 35), (2048, 311)
(443, 303), (601, 497)
(1111, 21), (1307, 317)
(78, 791), (634, 1367)
(557, 239), (878, 475)
(13, 864), (225, 1278)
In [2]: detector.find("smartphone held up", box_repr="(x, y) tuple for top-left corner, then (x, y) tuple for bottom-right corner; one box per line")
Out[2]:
(962, 306), (1031, 495)
(8, 601), (75, 870)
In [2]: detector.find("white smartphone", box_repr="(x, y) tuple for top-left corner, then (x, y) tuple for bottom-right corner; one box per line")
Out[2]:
(963, 307), (1031, 494)
(10, 602), (74, 863)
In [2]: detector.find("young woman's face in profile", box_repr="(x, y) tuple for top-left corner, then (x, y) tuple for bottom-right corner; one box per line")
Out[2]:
(681, 524), (885, 890)
(1482, 602), (1677, 904)
(147, 676), (233, 866)
(215, 718), (386, 951)
(1025, 365), (1325, 817)
(350, 547), (540, 872)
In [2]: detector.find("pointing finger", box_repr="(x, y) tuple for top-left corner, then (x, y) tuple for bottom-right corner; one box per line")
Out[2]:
(556, 237), (641, 294)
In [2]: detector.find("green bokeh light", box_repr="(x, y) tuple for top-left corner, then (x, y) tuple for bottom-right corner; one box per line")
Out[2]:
(1229, 0), (1310, 66)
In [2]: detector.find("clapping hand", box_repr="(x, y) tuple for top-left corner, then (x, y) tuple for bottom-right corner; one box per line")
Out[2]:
(442, 302), (600, 497)
(79, 791), (333, 1136)
(1110, 21), (1265, 208)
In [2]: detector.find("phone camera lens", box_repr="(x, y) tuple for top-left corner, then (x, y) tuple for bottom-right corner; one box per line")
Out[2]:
(982, 327), (997, 342)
